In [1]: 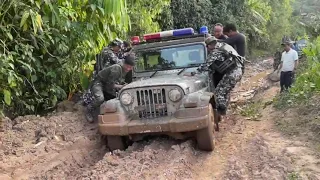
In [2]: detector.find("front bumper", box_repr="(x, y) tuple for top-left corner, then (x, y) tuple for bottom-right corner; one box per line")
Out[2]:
(98, 106), (209, 136)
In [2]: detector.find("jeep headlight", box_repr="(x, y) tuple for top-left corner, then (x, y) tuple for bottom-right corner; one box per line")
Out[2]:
(168, 88), (182, 102)
(120, 92), (133, 105)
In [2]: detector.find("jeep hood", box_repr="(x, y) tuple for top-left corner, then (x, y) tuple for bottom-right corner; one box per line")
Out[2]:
(122, 74), (207, 94)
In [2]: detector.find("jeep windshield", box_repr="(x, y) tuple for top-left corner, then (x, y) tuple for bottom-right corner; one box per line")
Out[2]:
(135, 44), (205, 72)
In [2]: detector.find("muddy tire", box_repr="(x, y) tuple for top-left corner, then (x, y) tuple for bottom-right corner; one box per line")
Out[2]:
(196, 105), (215, 151)
(107, 136), (126, 151)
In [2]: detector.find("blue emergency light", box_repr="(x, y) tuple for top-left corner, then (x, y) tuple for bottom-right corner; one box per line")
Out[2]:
(143, 28), (195, 40)
(199, 26), (208, 34)
(172, 28), (194, 36)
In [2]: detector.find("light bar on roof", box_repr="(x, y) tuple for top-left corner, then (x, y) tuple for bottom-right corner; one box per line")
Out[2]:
(199, 26), (208, 34)
(143, 28), (195, 41)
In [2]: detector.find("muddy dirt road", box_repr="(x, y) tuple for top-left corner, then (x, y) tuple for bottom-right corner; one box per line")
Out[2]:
(1, 58), (319, 180)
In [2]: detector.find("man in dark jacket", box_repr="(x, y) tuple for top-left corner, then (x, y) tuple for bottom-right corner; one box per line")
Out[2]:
(85, 55), (135, 123)
(222, 23), (246, 57)
(121, 41), (134, 84)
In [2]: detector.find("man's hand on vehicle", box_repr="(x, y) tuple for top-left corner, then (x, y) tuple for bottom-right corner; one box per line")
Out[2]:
(114, 83), (128, 89)
(114, 84), (124, 89)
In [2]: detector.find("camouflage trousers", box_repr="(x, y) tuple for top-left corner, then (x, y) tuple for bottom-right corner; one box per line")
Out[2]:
(82, 89), (94, 106)
(86, 80), (115, 112)
(215, 66), (243, 110)
(273, 51), (282, 71)
(273, 59), (281, 71)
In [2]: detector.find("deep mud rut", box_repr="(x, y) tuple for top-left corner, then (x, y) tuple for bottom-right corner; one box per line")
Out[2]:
(1, 58), (320, 180)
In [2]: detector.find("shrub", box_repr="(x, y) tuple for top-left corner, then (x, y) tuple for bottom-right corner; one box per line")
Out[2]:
(0, 0), (129, 116)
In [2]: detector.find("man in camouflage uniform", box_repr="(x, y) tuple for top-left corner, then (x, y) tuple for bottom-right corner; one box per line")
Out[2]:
(205, 36), (243, 115)
(85, 55), (135, 123)
(95, 38), (124, 76)
(82, 39), (125, 107)
(273, 49), (282, 71)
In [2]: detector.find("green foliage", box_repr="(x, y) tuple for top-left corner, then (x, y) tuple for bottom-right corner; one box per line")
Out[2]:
(292, 0), (320, 37)
(301, 14), (320, 37)
(265, 0), (293, 49)
(274, 36), (320, 109)
(1, 0), (318, 117)
(170, 0), (213, 30)
(127, 0), (170, 36)
(158, 0), (294, 55)
(155, 5), (173, 31)
(0, 0), (130, 116)
(0, 0), (173, 117)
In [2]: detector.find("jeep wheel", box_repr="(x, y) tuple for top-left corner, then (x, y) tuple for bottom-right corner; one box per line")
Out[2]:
(196, 105), (215, 151)
(107, 136), (126, 151)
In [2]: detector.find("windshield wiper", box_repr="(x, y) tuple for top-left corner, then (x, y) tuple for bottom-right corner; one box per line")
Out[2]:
(150, 70), (158, 78)
(188, 63), (204, 66)
(177, 63), (203, 75)
(177, 67), (186, 75)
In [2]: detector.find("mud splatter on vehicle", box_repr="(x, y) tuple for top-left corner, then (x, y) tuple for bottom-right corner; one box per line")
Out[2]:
(99, 28), (219, 151)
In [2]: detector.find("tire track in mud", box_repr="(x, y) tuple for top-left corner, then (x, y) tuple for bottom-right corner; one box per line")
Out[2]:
(0, 59), (272, 180)
(75, 59), (277, 179)
(4, 57), (318, 180)
(0, 58), (272, 180)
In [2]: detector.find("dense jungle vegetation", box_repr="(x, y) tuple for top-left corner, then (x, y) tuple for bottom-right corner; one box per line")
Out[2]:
(274, 0), (320, 108)
(0, 0), (319, 117)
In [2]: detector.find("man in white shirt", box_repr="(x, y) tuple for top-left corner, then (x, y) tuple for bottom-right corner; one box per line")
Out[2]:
(277, 40), (299, 92)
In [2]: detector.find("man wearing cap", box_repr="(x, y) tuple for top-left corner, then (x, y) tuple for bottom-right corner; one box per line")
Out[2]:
(95, 38), (124, 75)
(118, 41), (132, 59)
(85, 55), (135, 123)
(205, 36), (243, 115)
(213, 23), (227, 40)
(277, 40), (299, 92)
(123, 41), (134, 84)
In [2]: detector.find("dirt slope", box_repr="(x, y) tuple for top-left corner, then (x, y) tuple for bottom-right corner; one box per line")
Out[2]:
(1, 58), (319, 180)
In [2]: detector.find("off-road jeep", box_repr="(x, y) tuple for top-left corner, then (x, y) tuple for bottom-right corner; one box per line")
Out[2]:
(98, 28), (220, 151)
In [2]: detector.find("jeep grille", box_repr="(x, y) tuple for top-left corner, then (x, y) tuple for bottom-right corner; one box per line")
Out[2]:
(136, 88), (167, 119)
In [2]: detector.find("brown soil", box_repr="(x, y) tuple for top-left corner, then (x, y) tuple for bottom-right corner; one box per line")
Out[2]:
(1, 57), (319, 180)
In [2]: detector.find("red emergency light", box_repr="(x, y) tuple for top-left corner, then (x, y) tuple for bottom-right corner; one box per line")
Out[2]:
(143, 28), (195, 41)
(131, 36), (140, 45)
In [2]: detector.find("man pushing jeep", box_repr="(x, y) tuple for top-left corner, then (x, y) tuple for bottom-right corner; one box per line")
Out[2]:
(85, 55), (135, 122)
(205, 36), (244, 115)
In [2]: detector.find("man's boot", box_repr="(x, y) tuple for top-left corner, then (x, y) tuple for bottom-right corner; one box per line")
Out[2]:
(85, 105), (94, 123)
(217, 106), (227, 116)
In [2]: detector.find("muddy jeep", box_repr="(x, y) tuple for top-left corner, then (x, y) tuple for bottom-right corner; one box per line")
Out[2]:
(98, 34), (220, 151)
